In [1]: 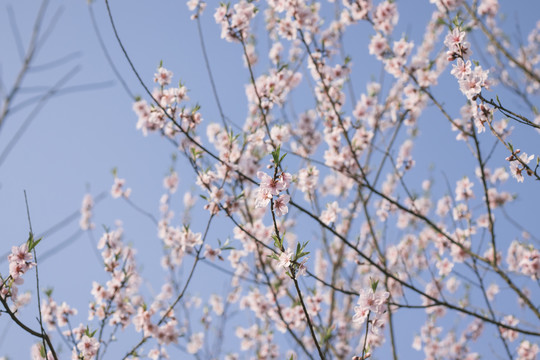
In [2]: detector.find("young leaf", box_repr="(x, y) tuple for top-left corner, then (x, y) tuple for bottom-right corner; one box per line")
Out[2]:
(371, 279), (379, 292)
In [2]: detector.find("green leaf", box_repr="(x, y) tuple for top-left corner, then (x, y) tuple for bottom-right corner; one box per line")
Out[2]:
(272, 234), (282, 249)
(191, 147), (202, 159)
(436, 17), (447, 27)
(26, 232), (33, 248)
(28, 236), (42, 252)
(322, 326), (333, 342)
(278, 63), (289, 72)
(271, 146), (281, 165)
(371, 279), (379, 292)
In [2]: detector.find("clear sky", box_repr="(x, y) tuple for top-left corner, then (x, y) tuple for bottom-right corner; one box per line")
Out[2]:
(0, 0), (539, 359)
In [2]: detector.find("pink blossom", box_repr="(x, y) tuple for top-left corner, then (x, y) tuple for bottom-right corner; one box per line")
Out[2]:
(507, 150), (535, 183)
(444, 27), (472, 60)
(257, 171), (282, 196)
(455, 177), (474, 201)
(369, 33), (388, 60)
(269, 42), (283, 65)
(163, 171), (179, 193)
(499, 315), (519, 341)
(444, 28), (466, 52)
(255, 188), (273, 209)
(273, 194), (290, 216)
(209, 294), (224, 315)
(204, 244), (222, 261)
(154, 67), (173, 87)
(79, 194), (95, 230)
(297, 166), (319, 195)
(8, 243), (35, 280)
(518, 248), (540, 279)
(517, 340), (540, 360)
(478, 0), (499, 17)
(8, 243), (33, 266)
(486, 283), (499, 301)
(320, 201), (340, 225)
(111, 177), (131, 199)
(458, 67), (488, 100)
(373, 1), (398, 34)
(353, 287), (390, 325)
(31, 343), (54, 360)
(436, 258), (454, 277)
(56, 301), (77, 327)
(277, 248), (293, 269)
(187, 332), (204, 354)
(450, 58), (472, 79)
(187, 0), (206, 19)
(76, 335), (99, 359)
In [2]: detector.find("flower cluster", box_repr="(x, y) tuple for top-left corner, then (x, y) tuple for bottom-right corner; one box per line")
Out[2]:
(131, 283), (182, 349)
(352, 286), (390, 334)
(245, 68), (302, 111)
(30, 343), (54, 360)
(445, 26), (496, 138)
(445, 27), (492, 100)
(89, 226), (140, 331)
(254, 170), (291, 216)
(444, 27), (472, 61)
(507, 240), (540, 280)
(214, 1), (257, 42)
(79, 194), (95, 230)
(186, 0), (206, 20)
(373, 1), (399, 35)
(7, 243), (35, 282)
(41, 296), (78, 330)
(505, 150), (535, 183)
(163, 171), (179, 194)
(159, 224), (203, 267)
(110, 177), (131, 199)
(2, 243), (36, 300)
(74, 335), (100, 360)
(517, 340), (540, 360)
(133, 65), (201, 138)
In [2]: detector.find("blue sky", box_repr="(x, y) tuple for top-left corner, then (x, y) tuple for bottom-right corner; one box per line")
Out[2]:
(1, 0), (539, 359)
